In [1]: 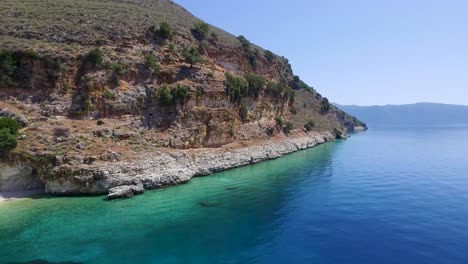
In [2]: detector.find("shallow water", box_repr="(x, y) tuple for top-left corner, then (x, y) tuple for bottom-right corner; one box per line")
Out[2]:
(1, 127), (468, 264)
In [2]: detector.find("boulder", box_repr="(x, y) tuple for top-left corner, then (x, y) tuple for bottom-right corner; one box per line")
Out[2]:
(107, 184), (145, 200)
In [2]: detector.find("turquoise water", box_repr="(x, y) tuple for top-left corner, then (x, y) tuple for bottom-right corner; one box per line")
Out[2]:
(1, 127), (468, 264)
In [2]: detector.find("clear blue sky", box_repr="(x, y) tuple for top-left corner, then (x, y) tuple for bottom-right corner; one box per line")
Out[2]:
(173, 0), (468, 106)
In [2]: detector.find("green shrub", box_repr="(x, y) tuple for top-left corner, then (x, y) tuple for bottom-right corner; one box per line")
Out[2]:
(283, 121), (293, 134)
(192, 22), (210, 40)
(111, 63), (124, 76)
(183, 47), (201, 68)
(0, 117), (20, 135)
(237, 35), (251, 50)
(207, 72), (214, 79)
(25, 49), (39, 59)
(196, 87), (204, 99)
(0, 117), (20, 153)
(144, 55), (160, 74)
(175, 84), (189, 103)
(103, 89), (116, 100)
(158, 84), (173, 106)
(0, 49), (18, 86)
(245, 73), (265, 98)
(228, 123), (235, 137)
(97, 120), (105, 126)
(0, 128), (17, 153)
(290, 107), (297, 115)
(209, 32), (218, 43)
(0, 50), (17, 75)
(304, 120), (315, 131)
(239, 103), (248, 121)
(158, 22), (172, 38)
(321, 97), (331, 113)
(284, 87), (295, 102)
(264, 50), (275, 62)
(86, 48), (104, 67)
(168, 43), (176, 52)
(237, 36), (258, 69)
(266, 81), (284, 97)
(275, 116), (283, 127)
(225, 72), (248, 103)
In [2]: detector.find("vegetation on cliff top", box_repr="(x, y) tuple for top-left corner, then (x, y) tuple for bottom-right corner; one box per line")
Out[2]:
(0, 0), (365, 159)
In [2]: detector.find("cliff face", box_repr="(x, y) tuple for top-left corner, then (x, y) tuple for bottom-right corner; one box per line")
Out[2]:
(0, 0), (365, 196)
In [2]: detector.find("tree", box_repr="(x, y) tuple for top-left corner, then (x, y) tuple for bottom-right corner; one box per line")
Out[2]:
(264, 50), (275, 62)
(239, 102), (248, 121)
(225, 72), (248, 103)
(237, 35), (258, 70)
(144, 55), (160, 74)
(0, 49), (18, 76)
(183, 47), (201, 68)
(158, 84), (173, 106)
(86, 48), (104, 68)
(237, 35), (251, 51)
(175, 84), (189, 103)
(0, 49), (18, 86)
(0, 128), (17, 153)
(304, 120), (315, 131)
(158, 22), (172, 38)
(0, 117), (20, 135)
(111, 63), (124, 76)
(266, 81), (284, 98)
(192, 22), (210, 40)
(275, 116), (283, 127)
(283, 121), (293, 134)
(0, 117), (20, 154)
(245, 73), (265, 98)
(321, 97), (331, 113)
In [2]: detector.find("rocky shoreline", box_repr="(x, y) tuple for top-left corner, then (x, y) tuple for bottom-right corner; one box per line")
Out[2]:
(30, 131), (336, 199)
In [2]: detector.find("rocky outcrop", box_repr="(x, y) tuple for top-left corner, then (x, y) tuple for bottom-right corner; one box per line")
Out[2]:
(42, 131), (334, 196)
(108, 184), (145, 199)
(0, 161), (43, 192)
(0, 0), (366, 199)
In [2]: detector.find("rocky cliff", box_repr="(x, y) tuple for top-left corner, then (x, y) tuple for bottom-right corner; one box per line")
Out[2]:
(0, 0), (365, 197)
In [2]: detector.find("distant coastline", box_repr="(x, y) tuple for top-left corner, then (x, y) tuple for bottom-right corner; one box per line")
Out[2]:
(335, 103), (468, 127)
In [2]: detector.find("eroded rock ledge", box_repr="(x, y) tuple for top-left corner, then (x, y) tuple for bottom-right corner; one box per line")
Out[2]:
(37, 131), (335, 199)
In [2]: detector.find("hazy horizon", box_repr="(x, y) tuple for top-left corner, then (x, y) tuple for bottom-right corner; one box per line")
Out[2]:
(174, 0), (468, 106)
(335, 102), (468, 107)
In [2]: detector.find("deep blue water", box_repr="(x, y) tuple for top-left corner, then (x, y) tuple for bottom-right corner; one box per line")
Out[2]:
(1, 127), (468, 264)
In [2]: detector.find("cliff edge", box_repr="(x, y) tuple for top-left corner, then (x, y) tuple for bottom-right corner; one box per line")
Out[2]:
(0, 0), (365, 197)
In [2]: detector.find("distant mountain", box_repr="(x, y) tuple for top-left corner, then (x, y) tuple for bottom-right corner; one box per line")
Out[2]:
(335, 103), (468, 127)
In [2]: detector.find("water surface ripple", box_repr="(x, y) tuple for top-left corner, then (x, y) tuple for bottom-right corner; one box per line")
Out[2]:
(1, 127), (468, 264)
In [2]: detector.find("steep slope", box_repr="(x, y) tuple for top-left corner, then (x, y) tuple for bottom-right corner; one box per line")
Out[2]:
(0, 0), (365, 196)
(336, 103), (468, 127)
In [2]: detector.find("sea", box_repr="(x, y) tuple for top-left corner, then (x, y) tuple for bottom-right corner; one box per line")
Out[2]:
(1, 126), (468, 264)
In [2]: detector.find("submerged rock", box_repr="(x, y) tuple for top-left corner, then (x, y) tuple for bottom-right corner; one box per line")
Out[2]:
(199, 201), (221, 207)
(107, 184), (145, 200)
(224, 186), (238, 191)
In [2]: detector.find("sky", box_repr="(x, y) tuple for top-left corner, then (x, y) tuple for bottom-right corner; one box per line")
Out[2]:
(173, 0), (468, 106)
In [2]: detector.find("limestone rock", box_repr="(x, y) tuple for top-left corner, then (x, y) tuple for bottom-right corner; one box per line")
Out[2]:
(107, 184), (145, 199)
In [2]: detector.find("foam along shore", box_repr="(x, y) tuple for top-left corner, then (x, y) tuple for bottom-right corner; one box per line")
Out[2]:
(0, 190), (42, 203)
